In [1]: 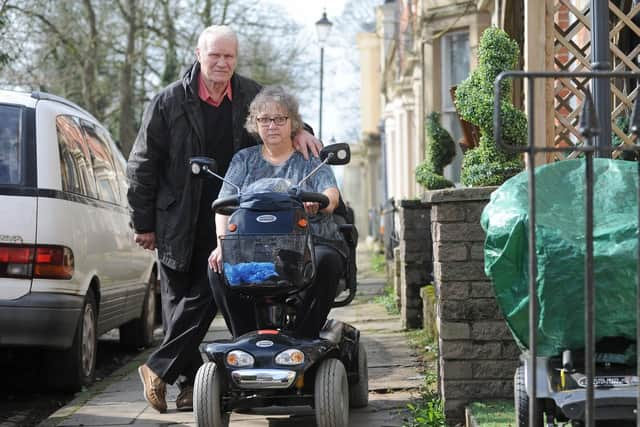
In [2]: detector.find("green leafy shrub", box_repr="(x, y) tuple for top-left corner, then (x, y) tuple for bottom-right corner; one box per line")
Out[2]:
(403, 368), (446, 427)
(455, 27), (527, 187)
(415, 112), (456, 189)
(612, 114), (639, 161)
(404, 398), (447, 427)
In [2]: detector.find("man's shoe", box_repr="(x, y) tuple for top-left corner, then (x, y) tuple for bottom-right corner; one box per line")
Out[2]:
(176, 385), (193, 411)
(138, 364), (167, 413)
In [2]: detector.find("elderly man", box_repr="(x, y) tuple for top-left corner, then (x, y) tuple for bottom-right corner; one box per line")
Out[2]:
(127, 25), (320, 413)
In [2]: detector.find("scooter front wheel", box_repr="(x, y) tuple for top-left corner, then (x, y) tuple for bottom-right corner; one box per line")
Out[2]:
(194, 362), (229, 427)
(514, 365), (543, 427)
(314, 358), (349, 427)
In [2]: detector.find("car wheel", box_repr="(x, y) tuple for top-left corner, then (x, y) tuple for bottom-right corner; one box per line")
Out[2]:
(514, 365), (543, 427)
(349, 341), (369, 408)
(120, 273), (156, 349)
(46, 289), (97, 392)
(314, 358), (349, 427)
(194, 362), (229, 427)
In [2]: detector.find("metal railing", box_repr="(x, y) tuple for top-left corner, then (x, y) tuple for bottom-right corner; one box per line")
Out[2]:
(494, 70), (640, 427)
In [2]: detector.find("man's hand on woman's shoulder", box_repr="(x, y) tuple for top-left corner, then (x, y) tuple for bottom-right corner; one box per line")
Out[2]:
(293, 129), (323, 160)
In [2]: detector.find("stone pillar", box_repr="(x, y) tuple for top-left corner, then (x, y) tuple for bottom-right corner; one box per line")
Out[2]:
(423, 187), (520, 425)
(397, 199), (432, 329)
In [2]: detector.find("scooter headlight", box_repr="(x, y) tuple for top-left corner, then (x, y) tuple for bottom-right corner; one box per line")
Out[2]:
(227, 350), (255, 367)
(275, 349), (305, 365)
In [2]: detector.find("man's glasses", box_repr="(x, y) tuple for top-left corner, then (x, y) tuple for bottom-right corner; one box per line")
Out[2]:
(256, 116), (289, 127)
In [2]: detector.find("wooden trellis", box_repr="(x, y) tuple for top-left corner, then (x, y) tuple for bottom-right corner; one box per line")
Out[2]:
(552, 0), (640, 160)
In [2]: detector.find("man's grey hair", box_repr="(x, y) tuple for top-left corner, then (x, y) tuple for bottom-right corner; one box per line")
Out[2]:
(197, 25), (238, 51)
(245, 86), (304, 139)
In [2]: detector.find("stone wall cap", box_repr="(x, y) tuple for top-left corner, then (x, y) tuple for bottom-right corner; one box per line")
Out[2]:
(422, 187), (498, 204)
(399, 199), (430, 208)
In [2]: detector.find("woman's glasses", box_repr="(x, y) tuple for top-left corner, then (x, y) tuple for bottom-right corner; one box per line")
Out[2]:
(256, 116), (289, 127)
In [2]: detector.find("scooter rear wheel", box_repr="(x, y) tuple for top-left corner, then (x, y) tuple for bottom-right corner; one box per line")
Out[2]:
(349, 341), (369, 408)
(194, 362), (229, 427)
(314, 358), (349, 427)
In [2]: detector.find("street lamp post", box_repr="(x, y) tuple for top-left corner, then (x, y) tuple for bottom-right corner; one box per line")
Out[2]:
(315, 10), (332, 142)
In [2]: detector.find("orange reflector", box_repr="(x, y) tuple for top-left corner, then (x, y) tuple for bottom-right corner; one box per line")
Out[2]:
(228, 223), (237, 232)
(295, 374), (304, 389)
(34, 246), (74, 280)
(297, 218), (308, 228)
(258, 329), (279, 335)
(290, 351), (304, 364)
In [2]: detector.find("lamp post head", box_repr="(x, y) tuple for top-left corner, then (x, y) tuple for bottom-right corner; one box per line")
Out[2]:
(315, 10), (333, 45)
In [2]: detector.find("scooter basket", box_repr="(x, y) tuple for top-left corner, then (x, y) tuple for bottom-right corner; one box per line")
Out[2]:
(220, 234), (313, 289)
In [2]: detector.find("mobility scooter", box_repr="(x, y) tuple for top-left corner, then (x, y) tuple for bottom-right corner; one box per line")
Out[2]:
(483, 159), (640, 426)
(482, 71), (640, 426)
(189, 143), (368, 427)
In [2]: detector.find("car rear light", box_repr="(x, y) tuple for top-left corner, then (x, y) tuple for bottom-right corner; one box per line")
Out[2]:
(0, 244), (74, 279)
(0, 245), (34, 278)
(34, 246), (74, 279)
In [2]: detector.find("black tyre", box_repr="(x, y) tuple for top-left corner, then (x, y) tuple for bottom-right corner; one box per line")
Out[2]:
(349, 342), (369, 408)
(46, 289), (97, 392)
(194, 362), (229, 427)
(514, 365), (543, 427)
(120, 273), (157, 349)
(314, 358), (349, 427)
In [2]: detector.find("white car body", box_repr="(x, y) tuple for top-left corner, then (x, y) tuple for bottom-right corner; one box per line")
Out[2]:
(0, 90), (157, 391)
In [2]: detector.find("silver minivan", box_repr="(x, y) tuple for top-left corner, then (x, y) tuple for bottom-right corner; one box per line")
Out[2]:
(0, 90), (157, 391)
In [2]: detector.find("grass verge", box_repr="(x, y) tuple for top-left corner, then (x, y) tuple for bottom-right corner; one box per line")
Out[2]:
(468, 400), (514, 427)
(371, 251), (386, 273)
(373, 285), (400, 315)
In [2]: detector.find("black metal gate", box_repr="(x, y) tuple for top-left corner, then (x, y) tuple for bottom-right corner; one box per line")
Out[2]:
(493, 70), (640, 426)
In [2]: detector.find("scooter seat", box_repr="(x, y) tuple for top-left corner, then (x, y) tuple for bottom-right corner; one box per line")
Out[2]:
(319, 319), (343, 344)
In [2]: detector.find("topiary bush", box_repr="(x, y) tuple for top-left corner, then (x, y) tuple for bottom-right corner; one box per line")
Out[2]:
(612, 114), (639, 161)
(455, 27), (527, 187)
(415, 112), (456, 189)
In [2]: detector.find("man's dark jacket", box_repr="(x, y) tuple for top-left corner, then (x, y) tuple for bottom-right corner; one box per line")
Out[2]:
(127, 63), (261, 271)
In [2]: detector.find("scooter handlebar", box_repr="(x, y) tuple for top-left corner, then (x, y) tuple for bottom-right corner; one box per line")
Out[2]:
(298, 191), (329, 209)
(212, 196), (239, 215)
(212, 192), (329, 215)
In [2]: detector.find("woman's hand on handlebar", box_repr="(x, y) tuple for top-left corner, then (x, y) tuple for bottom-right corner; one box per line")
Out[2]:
(304, 201), (320, 216)
(208, 247), (223, 273)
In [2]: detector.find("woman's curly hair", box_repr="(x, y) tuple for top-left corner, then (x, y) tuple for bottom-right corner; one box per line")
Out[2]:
(245, 85), (304, 140)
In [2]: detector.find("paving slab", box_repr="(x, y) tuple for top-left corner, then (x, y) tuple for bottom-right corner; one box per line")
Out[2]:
(42, 247), (422, 427)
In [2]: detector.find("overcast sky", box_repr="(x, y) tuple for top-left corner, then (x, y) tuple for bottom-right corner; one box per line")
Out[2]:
(266, 0), (357, 145)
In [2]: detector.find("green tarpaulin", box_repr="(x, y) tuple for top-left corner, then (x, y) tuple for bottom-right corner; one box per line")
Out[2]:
(481, 159), (639, 357)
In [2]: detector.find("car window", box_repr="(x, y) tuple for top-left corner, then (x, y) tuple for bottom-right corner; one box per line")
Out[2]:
(82, 122), (120, 204)
(109, 140), (130, 207)
(56, 115), (97, 197)
(0, 105), (23, 185)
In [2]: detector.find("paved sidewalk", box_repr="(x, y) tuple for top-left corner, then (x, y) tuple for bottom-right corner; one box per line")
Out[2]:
(41, 247), (423, 427)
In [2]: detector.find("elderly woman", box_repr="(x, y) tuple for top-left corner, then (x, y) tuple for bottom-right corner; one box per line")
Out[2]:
(208, 85), (347, 339)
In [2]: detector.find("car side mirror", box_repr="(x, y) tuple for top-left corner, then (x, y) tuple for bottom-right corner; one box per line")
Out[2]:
(189, 156), (218, 177)
(320, 143), (350, 165)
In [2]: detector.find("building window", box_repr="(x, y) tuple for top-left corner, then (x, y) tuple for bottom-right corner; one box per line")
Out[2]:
(440, 30), (470, 183)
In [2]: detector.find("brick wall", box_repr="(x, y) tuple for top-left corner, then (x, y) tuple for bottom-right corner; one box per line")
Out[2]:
(423, 187), (520, 425)
(396, 199), (432, 329)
